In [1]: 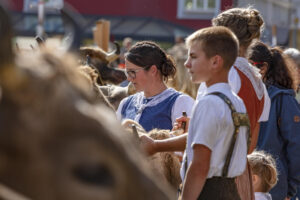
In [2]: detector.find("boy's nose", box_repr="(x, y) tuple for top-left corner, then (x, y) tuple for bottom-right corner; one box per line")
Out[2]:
(184, 60), (190, 69)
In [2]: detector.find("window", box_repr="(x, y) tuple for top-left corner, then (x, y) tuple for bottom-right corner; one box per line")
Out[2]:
(177, 0), (221, 20)
(23, 0), (64, 12)
(185, 0), (216, 12)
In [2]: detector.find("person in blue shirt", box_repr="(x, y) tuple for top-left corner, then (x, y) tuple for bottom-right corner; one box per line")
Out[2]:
(116, 41), (194, 132)
(248, 41), (300, 200)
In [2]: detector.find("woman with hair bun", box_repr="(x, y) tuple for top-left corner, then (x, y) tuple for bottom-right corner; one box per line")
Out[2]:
(116, 41), (194, 132)
(248, 41), (300, 200)
(211, 7), (270, 154)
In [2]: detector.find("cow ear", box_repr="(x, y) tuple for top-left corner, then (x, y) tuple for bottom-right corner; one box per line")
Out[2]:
(105, 42), (120, 63)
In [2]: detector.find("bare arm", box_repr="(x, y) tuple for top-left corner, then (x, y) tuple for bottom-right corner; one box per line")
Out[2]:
(181, 144), (211, 200)
(140, 133), (187, 155)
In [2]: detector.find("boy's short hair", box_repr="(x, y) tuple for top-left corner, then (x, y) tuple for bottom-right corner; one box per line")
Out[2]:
(186, 26), (239, 69)
(248, 150), (278, 193)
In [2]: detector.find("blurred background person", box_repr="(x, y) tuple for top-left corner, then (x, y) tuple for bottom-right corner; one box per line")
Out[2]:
(248, 41), (300, 200)
(248, 150), (278, 200)
(284, 48), (300, 104)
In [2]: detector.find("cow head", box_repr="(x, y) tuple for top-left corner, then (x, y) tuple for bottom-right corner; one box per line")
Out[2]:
(80, 43), (127, 85)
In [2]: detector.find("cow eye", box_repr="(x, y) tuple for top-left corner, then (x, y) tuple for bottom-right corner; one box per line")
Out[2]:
(72, 164), (115, 187)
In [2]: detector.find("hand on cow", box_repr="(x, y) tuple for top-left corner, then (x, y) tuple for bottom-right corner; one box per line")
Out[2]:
(173, 116), (190, 133)
(140, 134), (157, 156)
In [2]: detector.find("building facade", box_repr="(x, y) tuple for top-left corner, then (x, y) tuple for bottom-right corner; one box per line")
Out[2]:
(238, 0), (299, 47)
(9, 0), (233, 42)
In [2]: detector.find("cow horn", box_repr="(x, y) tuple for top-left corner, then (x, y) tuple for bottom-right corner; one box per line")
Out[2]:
(35, 36), (45, 47)
(0, 2), (14, 67)
(60, 3), (85, 51)
(105, 42), (120, 63)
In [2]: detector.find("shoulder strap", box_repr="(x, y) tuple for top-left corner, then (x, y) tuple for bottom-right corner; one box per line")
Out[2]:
(208, 92), (250, 177)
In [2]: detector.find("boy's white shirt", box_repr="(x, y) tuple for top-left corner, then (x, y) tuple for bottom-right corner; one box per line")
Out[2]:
(255, 192), (272, 200)
(197, 57), (271, 122)
(180, 83), (248, 181)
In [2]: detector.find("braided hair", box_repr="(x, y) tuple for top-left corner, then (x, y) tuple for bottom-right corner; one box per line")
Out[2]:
(212, 7), (264, 49)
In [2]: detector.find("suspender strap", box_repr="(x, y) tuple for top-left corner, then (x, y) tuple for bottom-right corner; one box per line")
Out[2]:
(183, 92), (250, 177)
(208, 92), (250, 177)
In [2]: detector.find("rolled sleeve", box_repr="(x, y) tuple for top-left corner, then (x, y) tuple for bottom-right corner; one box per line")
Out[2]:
(189, 98), (220, 151)
(171, 94), (195, 124)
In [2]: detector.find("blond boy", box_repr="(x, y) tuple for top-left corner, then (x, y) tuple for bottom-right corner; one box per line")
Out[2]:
(141, 26), (249, 200)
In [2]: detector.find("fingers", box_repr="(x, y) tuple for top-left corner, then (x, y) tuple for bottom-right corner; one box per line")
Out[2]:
(140, 134), (155, 156)
(172, 122), (180, 131)
(176, 116), (188, 123)
(173, 116), (190, 132)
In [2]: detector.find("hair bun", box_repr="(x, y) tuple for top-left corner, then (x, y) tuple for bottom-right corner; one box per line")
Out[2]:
(161, 55), (176, 78)
(248, 10), (264, 34)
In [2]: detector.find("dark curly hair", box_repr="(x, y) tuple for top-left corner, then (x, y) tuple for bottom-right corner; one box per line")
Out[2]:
(247, 41), (298, 91)
(125, 41), (176, 81)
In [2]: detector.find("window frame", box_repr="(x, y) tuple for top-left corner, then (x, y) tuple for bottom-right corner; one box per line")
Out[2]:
(177, 0), (221, 20)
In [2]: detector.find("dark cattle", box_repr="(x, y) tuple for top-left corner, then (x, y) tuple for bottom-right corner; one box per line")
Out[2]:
(79, 44), (127, 85)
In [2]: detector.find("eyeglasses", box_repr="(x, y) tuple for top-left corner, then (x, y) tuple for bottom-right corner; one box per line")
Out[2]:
(250, 61), (264, 68)
(124, 68), (144, 79)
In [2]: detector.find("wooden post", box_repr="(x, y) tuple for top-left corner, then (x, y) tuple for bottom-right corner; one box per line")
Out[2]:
(93, 19), (110, 51)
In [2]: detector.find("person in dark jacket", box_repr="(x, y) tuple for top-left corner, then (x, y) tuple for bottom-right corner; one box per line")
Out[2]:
(247, 41), (300, 200)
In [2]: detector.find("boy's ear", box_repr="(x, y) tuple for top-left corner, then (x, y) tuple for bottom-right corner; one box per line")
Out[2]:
(252, 174), (263, 190)
(210, 55), (224, 71)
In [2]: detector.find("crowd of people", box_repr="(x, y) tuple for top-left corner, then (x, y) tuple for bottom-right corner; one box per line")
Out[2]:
(116, 6), (300, 200)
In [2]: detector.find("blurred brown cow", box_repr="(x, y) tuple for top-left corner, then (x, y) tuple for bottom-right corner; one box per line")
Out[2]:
(0, 5), (174, 200)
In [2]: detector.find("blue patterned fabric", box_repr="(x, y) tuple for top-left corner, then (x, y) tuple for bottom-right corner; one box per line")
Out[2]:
(121, 89), (180, 131)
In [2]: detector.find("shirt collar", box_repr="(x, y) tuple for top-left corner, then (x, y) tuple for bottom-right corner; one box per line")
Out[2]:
(205, 83), (231, 95)
(235, 56), (248, 64)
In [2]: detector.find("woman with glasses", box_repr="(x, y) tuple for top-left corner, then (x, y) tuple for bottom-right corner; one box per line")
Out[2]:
(116, 41), (194, 132)
(247, 41), (300, 200)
